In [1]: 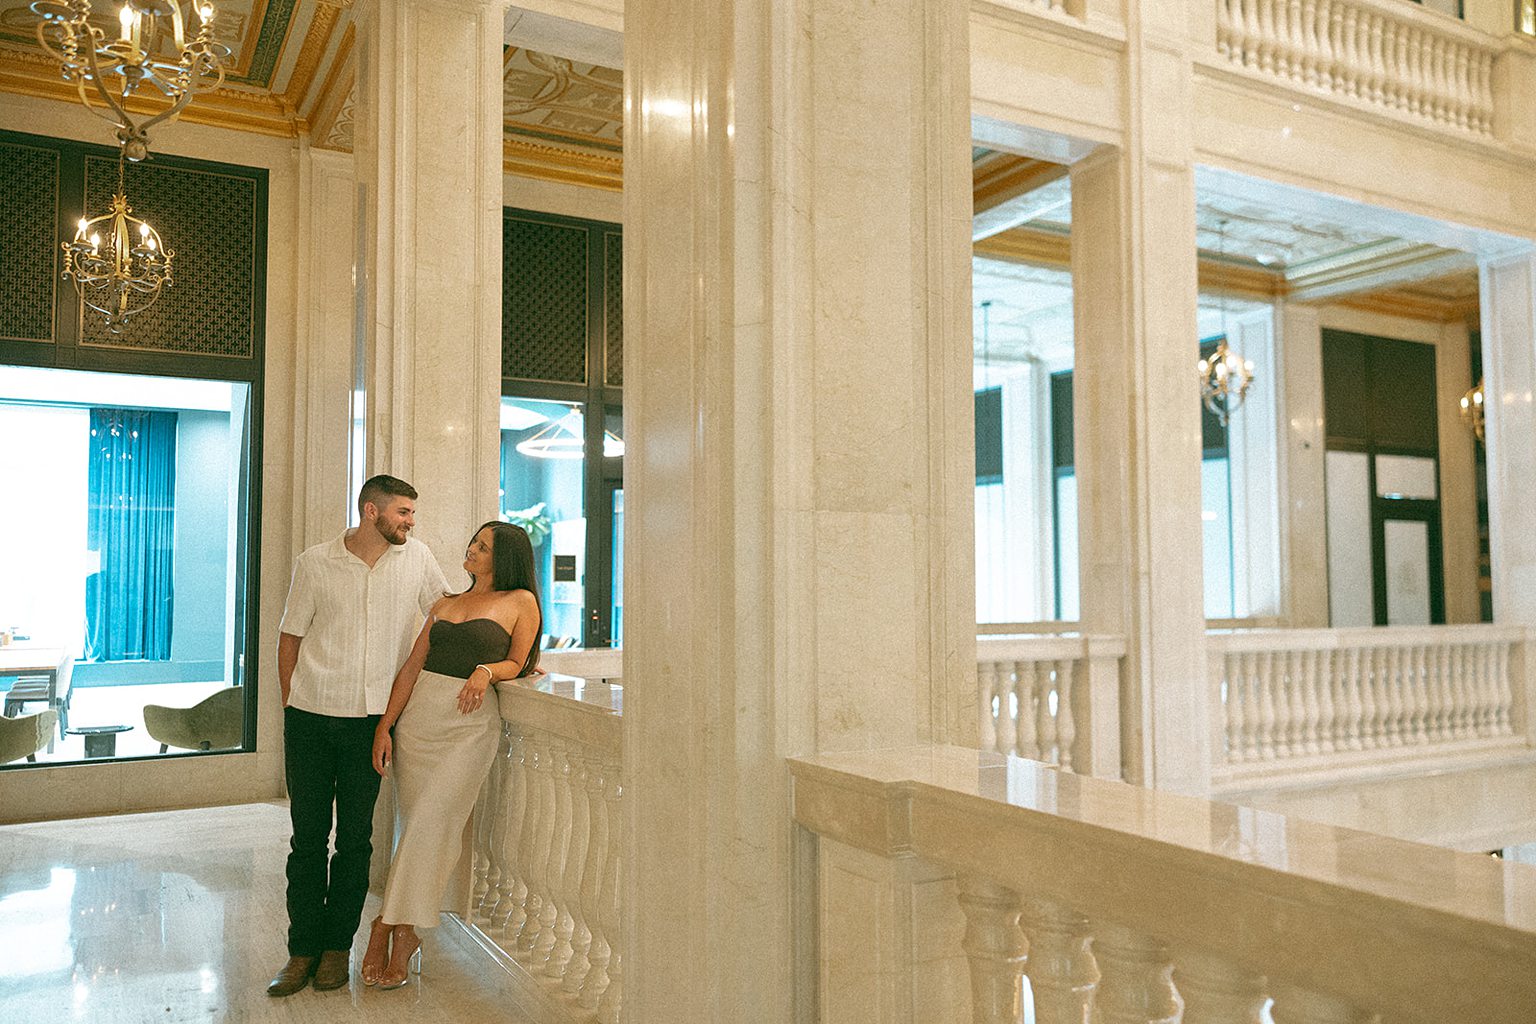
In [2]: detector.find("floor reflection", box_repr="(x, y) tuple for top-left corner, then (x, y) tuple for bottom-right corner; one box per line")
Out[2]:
(0, 802), (533, 1023)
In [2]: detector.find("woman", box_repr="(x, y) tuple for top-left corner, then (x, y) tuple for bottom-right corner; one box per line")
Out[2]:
(363, 521), (542, 988)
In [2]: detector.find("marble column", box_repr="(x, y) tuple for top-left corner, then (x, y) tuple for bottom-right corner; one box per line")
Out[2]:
(1280, 304), (1329, 628)
(1480, 255), (1536, 626)
(1069, 2), (1209, 794)
(353, 0), (504, 565)
(622, 0), (975, 1020)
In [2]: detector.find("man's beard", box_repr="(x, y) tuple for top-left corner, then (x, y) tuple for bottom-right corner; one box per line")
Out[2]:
(374, 519), (408, 545)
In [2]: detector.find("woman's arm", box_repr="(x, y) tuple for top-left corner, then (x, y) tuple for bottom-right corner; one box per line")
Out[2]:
(454, 590), (541, 714)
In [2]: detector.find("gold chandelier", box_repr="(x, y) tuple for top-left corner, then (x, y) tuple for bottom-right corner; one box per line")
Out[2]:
(32, 0), (228, 161)
(62, 153), (173, 335)
(1199, 219), (1256, 426)
(1198, 340), (1255, 426)
(1461, 378), (1485, 443)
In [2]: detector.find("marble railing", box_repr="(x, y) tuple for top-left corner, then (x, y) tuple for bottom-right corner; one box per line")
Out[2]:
(790, 744), (1536, 1024)
(976, 634), (1124, 778)
(1214, 0), (1496, 134)
(536, 648), (622, 682)
(465, 675), (623, 1024)
(1208, 625), (1532, 783)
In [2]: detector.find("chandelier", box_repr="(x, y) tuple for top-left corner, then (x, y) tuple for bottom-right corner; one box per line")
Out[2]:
(62, 152), (173, 335)
(1460, 379), (1485, 443)
(1199, 219), (1256, 426)
(32, 0), (229, 162)
(515, 408), (624, 459)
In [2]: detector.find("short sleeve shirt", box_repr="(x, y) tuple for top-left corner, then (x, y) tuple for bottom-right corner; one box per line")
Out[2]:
(279, 533), (450, 716)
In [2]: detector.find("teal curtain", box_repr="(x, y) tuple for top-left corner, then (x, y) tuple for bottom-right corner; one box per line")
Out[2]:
(85, 408), (177, 661)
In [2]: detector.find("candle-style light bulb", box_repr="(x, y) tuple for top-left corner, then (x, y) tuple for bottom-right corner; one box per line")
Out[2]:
(119, 6), (134, 42)
(199, 3), (214, 22)
(90, 232), (101, 249)
(145, 237), (157, 251)
(77, 217), (89, 237)
(139, 222), (150, 238)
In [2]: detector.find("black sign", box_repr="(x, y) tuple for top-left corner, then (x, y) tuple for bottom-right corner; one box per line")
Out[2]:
(554, 554), (577, 582)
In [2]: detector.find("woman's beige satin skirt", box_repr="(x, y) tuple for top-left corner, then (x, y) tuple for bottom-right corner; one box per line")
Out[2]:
(378, 669), (501, 928)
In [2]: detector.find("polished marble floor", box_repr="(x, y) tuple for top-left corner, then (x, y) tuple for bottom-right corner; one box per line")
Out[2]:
(0, 801), (534, 1023)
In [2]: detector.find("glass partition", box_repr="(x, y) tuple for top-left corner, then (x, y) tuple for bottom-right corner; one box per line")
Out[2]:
(0, 366), (254, 767)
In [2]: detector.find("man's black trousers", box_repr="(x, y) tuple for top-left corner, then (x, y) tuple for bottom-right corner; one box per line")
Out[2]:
(283, 706), (383, 957)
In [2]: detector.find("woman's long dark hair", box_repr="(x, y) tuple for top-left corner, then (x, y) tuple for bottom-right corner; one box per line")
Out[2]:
(470, 521), (543, 676)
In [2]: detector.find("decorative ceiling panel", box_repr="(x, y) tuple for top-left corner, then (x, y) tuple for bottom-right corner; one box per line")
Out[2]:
(503, 47), (622, 154)
(0, 0), (297, 88)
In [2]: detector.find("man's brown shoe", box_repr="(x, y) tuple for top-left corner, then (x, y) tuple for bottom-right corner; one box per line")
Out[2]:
(312, 950), (351, 991)
(266, 955), (316, 997)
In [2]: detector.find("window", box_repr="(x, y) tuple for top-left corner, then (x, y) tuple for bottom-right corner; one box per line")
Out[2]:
(0, 367), (256, 767)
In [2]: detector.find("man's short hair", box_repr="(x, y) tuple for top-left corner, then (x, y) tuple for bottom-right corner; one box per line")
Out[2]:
(357, 474), (418, 518)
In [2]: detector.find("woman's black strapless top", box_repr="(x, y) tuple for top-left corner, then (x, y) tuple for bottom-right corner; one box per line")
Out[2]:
(423, 618), (514, 679)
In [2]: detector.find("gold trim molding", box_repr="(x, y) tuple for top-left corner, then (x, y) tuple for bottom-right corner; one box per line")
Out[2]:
(503, 136), (621, 191)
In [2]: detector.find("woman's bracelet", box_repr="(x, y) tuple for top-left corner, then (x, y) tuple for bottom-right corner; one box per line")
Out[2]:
(475, 664), (497, 684)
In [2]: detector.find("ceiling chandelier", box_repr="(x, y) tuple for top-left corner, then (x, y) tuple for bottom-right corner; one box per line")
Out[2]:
(1460, 379), (1485, 443)
(62, 152), (173, 335)
(32, 0), (229, 162)
(1198, 219), (1256, 426)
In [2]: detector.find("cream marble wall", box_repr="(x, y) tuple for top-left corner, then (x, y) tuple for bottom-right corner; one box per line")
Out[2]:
(0, 94), (301, 823)
(503, 173), (621, 223)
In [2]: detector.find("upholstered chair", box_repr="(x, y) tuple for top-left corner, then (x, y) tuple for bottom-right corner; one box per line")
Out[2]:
(143, 687), (244, 753)
(0, 709), (59, 764)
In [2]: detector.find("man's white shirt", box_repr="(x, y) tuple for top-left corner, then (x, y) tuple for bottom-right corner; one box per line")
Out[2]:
(279, 533), (450, 716)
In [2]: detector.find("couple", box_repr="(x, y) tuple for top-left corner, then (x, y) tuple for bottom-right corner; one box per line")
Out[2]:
(268, 474), (542, 996)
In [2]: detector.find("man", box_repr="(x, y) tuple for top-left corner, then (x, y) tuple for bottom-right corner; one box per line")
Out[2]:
(267, 474), (450, 996)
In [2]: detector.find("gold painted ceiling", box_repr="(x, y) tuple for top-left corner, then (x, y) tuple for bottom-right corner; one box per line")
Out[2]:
(0, 1), (625, 190)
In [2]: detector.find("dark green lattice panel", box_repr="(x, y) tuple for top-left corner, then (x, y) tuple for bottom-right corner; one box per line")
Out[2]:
(0, 142), (60, 343)
(80, 155), (258, 358)
(603, 231), (622, 387)
(504, 214), (588, 384)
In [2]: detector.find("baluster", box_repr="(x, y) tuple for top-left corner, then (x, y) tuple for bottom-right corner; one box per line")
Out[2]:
(997, 663), (1018, 757)
(1448, 644), (1471, 740)
(1270, 982), (1378, 1024)
(1417, 644), (1435, 744)
(1017, 662), (1039, 760)
(980, 659), (1001, 754)
(957, 876), (1028, 1024)
(1299, 0), (1319, 85)
(1217, 0), (1233, 58)
(1256, 651), (1278, 761)
(471, 766), (495, 914)
(1411, 29), (1429, 117)
(1093, 923), (1181, 1024)
(1435, 37), (1452, 125)
(535, 738), (573, 972)
(1476, 50), (1494, 133)
(493, 727), (530, 935)
(1363, 647), (1386, 748)
(1175, 949), (1267, 1024)
(1494, 642), (1515, 735)
(596, 761), (624, 1024)
(1377, 19), (1398, 109)
(1271, 650), (1294, 759)
(1039, 663), (1061, 765)
(1298, 649), (1322, 756)
(1436, 644), (1456, 741)
(1021, 897), (1097, 1024)
(1314, 648), (1337, 753)
(1384, 645), (1405, 747)
(578, 757), (613, 1009)
(1323, 0), (1344, 89)
(1341, 5), (1362, 98)
(1366, 13), (1385, 104)
(1285, 650), (1307, 756)
(1056, 658), (1078, 772)
(559, 749), (593, 989)
(1340, 646), (1363, 751)
(476, 722), (509, 922)
(1244, 0), (1266, 68)
(1240, 652), (1261, 761)
(1284, 0), (1304, 80)
(1224, 654), (1245, 765)
(515, 731), (551, 952)
(1453, 44), (1471, 129)
(1475, 642), (1496, 736)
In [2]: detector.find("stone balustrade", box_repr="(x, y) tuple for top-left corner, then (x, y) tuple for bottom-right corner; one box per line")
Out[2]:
(790, 744), (1536, 1024)
(1207, 625), (1533, 785)
(463, 674), (623, 1024)
(976, 634), (1125, 779)
(1214, 0), (1497, 135)
(536, 648), (623, 683)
